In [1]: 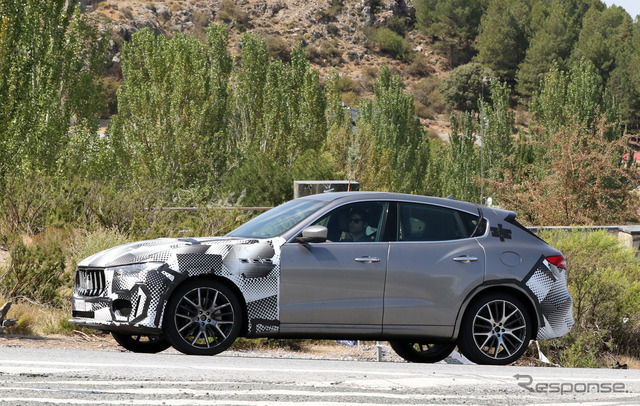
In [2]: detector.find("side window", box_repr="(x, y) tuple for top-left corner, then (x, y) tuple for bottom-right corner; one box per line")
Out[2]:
(313, 202), (387, 242)
(398, 203), (483, 241)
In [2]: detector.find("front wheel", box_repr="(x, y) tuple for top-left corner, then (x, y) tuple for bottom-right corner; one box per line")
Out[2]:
(111, 332), (171, 353)
(457, 293), (532, 365)
(164, 278), (243, 356)
(390, 341), (456, 363)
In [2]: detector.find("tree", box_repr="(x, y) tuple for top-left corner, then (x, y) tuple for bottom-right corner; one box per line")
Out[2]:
(489, 118), (638, 225)
(570, 5), (638, 120)
(530, 59), (621, 141)
(415, 0), (485, 66)
(440, 62), (495, 111)
(223, 41), (332, 206)
(354, 66), (430, 194)
(482, 81), (516, 181)
(516, 1), (579, 97)
(108, 26), (233, 196)
(489, 59), (634, 225)
(231, 32), (270, 152)
(443, 112), (480, 202)
(475, 0), (530, 82)
(0, 0), (106, 179)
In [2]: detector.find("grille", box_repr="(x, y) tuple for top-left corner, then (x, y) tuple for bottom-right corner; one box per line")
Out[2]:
(75, 268), (106, 296)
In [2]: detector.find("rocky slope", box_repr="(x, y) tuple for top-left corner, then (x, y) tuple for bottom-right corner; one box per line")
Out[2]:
(83, 0), (451, 136)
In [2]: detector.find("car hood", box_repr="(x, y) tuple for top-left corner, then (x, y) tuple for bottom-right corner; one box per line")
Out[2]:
(77, 236), (264, 268)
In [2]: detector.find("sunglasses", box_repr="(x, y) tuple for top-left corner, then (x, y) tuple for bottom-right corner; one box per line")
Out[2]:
(349, 218), (363, 224)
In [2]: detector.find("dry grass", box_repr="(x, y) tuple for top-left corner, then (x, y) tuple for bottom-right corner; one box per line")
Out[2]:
(0, 295), (72, 336)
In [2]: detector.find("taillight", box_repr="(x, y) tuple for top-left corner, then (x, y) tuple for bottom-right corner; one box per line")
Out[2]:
(546, 255), (567, 270)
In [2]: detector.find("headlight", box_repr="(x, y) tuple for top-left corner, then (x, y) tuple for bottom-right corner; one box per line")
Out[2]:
(107, 262), (164, 276)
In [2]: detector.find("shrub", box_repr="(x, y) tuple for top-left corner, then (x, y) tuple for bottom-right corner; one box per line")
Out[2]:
(69, 228), (130, 270)
(365, 27), (412, 60)
(338, 74), (360, 94)
(359, 65), (378, 92)
(386, 16), (411, 37)
(217, 0), (249, 25)
(440, 62), (495, 111)
(264, 34), (291, 63)
(404, 53), (435, 77)
(0, 236), (67, 306)
(306, 40), (342, 66)
(538, 230), (640, 364)
(409, 77), (448, 116)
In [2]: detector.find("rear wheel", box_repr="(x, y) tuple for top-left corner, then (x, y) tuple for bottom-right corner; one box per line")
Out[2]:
(165, 278), (242, 356)
(390, 341), (456, 363)
(457, 293), (532, 365)
(111, 332), (171, 353)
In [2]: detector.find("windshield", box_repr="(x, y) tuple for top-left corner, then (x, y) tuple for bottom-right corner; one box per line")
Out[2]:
(227, 199), (327, 238)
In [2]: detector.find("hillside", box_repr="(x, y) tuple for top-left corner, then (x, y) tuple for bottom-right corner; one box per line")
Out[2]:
(84, 0), (452, 137)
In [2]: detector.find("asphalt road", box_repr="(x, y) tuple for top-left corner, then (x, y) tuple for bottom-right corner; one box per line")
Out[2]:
(0, 347), (639, 405)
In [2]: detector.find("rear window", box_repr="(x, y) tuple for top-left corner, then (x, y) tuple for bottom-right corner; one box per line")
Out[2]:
(398, 203), (486, 241)
(505, 213), (544, 242)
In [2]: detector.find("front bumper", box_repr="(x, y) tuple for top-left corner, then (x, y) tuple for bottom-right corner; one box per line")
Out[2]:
(70, 263), (179, 333)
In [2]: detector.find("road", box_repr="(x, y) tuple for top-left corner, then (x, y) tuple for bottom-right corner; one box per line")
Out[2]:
(0, 347), (639, 405)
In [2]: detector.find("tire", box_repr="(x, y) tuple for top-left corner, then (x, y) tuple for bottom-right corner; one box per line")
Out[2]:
(457, 292), (532, 365)
(111, 332), (171, 353)
(164, 278), (242, 356)
(390, 341), (456, 363)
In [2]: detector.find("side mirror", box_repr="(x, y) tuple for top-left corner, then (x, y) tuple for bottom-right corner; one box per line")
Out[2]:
(296, 225), (328, 243)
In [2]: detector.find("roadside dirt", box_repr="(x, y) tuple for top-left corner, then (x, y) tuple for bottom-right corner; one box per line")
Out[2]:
(0, 332), (405, 362)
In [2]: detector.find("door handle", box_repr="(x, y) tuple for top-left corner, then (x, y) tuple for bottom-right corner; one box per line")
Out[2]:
(453, 256), (478, 263)
(355, 257), (380, 263)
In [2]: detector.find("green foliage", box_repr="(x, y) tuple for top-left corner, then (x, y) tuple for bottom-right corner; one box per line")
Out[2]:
(109, 26), (233, 195)
(0, 0), (107, 180)
(415, 0), (484, 66)
(355, 66), (430, 193)
(569, 5), (640, 120)
(404, 53), (435, 77)
(475, 0), (530, 82)
(490, 118), (637, 226)
(516, 1), (579, 97)
(481, 81), (515, 181)
(69, 228), (130, 270)
(4, 312), (36, 335)
(43, 317), (82, 335)
(531, 60), (621, 140)
(440, 63), (495, 111)
(1, 237), (67, 306)
(539, 230), (640, 360)
(444, 112), (480, 202)
(365, 27), (412, 60)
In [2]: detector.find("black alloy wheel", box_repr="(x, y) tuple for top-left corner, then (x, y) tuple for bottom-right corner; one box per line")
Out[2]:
(458, 292), (532, 365)
(111, 332), (171, 353)
(164, 278), (242, 356)
(390, 341), (457, 363)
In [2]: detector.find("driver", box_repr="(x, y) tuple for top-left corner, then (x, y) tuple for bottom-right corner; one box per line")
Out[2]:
(340, 209), (375, 242)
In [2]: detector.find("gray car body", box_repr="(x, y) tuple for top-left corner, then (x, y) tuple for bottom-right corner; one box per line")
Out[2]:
(70, 192), (574, 343)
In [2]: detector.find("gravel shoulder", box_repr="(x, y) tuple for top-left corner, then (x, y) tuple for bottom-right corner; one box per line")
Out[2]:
(0, 332), (406, 362)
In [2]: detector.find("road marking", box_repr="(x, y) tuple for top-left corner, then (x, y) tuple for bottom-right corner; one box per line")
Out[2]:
(0, 359), (425, 377)
(0, 399), (483, 406)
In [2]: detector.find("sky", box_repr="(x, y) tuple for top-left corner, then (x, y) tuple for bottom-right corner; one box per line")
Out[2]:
(602, 0), (640, 19)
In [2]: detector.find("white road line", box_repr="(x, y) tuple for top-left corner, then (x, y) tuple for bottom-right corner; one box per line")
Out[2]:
(0, 359), (419, 377)
(0, 399), (481, 406)
(0, 387), (431, 399)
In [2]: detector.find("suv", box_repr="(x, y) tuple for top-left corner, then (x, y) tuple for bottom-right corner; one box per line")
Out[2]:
(71, 192), (573, 365)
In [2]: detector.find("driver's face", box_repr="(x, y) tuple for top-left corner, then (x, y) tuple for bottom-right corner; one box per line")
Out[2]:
(349, 215), (366, 234)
